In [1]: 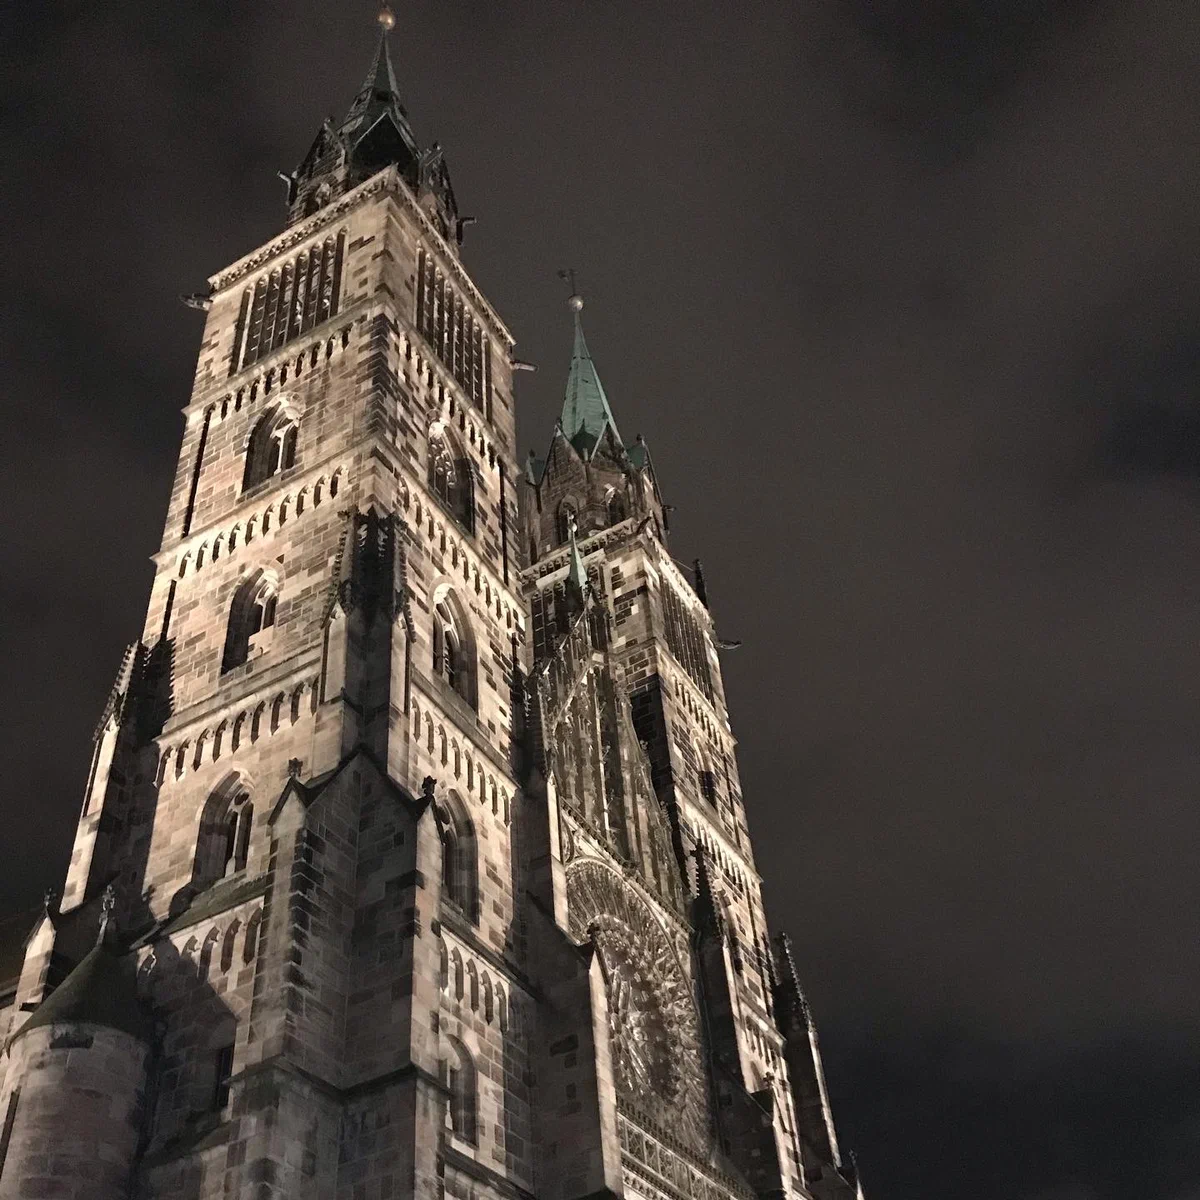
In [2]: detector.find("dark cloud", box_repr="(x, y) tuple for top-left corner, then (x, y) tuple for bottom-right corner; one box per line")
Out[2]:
(825, 1022), (1200, 1200)
(3, 2), (1200, 1196)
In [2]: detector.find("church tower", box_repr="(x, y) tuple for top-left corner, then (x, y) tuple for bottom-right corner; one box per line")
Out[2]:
(0, 12), (864, 1200)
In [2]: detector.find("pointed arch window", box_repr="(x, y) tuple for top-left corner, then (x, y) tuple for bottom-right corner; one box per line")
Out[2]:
(428, 426), (474, 532)
(243, 407), (299, 491)
(444, 1038), (478, 1144)
(605, 487), (627, 526)
(223, 572), (279, 672)
(556, 500), (578, 546)
(432, 593), (474, 708)
(440, 792), (479, 923)
(221, 796), (254, 876)
(232, 233), (345, 375)
(416, 251), (493, 419)
(195, 781), (254, 888)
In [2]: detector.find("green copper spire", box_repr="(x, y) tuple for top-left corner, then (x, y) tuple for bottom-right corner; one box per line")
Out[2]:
(566, 512), (588, 595)
(559, 293), (622, 459)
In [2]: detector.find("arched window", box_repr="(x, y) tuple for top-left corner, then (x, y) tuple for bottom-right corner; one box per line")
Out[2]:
(243, 911), (261, 964)
(428, 425), (473, 532)
(243, 406), (299, 491)
(444, 1038), (478, 1144)
(221, 920), (240, 972)
(605, 487), (627, 525)
(194, 778), (254, 888)
(432, 592), (474, 707)
(200, 928), (219, 977)
(556, 500), (578, 545)
(439, 791), (479, 922)
(221, 796), (254, 876)
(222, 571), (279, 672)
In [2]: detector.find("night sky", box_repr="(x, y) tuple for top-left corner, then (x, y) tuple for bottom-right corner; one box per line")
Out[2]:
(5, 2), (1200, 1196)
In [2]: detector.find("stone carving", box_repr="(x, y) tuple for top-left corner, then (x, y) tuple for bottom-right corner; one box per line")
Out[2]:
(566, 860), (708, 1149)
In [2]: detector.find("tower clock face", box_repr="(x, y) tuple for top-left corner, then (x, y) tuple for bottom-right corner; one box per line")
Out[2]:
(566, 861), (709, 1148)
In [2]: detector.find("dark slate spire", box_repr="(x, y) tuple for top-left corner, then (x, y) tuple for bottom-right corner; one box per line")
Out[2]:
(288, 5), (460, 238)
(339, 5), (418, 157)
(558, 292), (622, 460)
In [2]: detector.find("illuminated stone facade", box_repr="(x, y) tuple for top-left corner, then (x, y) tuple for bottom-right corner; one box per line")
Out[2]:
(0, 20), (863, 1200)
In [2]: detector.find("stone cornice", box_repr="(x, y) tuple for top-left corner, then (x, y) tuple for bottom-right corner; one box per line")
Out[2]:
(153, 450), (350, 560)
(519, 519), (638, 587)
(443, 1144), (537, 1200)
(187, 308), (359, 415)
(208, 167), (515, 348)
(155, 653), (322, 743)
(209, 174), (387, 293)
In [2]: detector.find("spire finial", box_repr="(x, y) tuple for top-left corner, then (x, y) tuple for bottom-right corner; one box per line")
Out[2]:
(377, 3), (396, 32)
(556, 270), (622, 457)
(558, 268), (583, 312)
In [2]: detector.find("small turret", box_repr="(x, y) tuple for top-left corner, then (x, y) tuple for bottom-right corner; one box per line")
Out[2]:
(0, 893), (152, 1200)
(773, 933), (864, 1196)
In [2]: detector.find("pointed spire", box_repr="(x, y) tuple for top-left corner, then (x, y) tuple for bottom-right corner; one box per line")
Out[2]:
(772, 932), (815, 1034)
(692, 558), (710, 609)
(340, 5), (417, 150)
(367, 5), (401, 96)
(557, 283), (623, 460)
(566, 513), (588, 597)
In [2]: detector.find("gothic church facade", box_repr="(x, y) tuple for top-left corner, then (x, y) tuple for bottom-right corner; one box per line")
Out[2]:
(0, 17), (863, 1200)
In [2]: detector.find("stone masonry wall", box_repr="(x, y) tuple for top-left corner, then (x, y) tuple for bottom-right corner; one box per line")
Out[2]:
(115, 175), (532, 1197)
(0, 1024), (149, 1200)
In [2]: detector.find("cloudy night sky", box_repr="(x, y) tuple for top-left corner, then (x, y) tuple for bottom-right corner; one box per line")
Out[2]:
(4, 1), (1200, 1196)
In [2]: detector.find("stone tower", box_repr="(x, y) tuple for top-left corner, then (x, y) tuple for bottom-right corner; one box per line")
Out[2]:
(0, 14), (864, 1200)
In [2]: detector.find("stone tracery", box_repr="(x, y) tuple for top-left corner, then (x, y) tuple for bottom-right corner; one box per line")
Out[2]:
(566, 860), (709, 1150)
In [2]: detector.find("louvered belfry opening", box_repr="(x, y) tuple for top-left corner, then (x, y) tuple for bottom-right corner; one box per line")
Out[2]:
(230, 232), (346, 375)
(416, 249), (493, 420)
